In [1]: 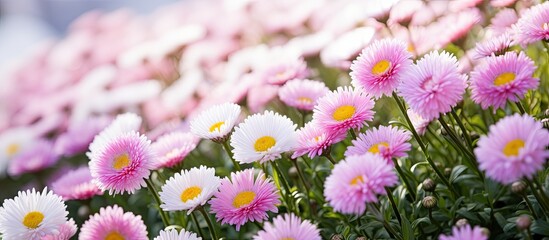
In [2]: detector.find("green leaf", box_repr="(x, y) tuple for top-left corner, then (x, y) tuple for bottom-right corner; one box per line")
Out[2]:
(449, 165), (468, 183)
(532, 219), (549, 236)
(401, 215), (415, 240)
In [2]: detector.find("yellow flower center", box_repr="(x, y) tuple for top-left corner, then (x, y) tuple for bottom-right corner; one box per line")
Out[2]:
(368, 142), (389, 154)
(407, 44), (416, 54)
(233, 191), (256, 208)
(281, 238), (295, 240)
(113, 154), (131, 170)
(254, 136), (276, 152)
(209, 121), (225, 133)
(350, 175), (364, 186)
(313, 136), (322, 142)
(22, 211), (44, 229)
(105, 231), (125, 240)
(180, 186), (202, 202)
(298, 97), (313, 104)
(502, 139), (525, 157)
(494, 72), (516, 86)
(6, 143), (20, 157)
(332, 105), (355, 121)
(371, 60), (391, 75)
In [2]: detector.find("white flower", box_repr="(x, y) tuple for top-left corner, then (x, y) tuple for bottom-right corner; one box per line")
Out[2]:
(190, 103), (241, 142)
(0, 127), (36, 177)
(230, 111), (297, 164)
(0, 188), (68, 240)
(159, 166), (221, 213)
(154, 229), (202, 240)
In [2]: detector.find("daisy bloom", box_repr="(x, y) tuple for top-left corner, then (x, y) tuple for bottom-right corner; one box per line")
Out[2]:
(408, 109), (431, 135)
(398, 51), (467, 121)
(439, 225), (487, 240)
(51, 166), (102, 201)
(324, 153), (398, 215)
(209, 169), (280, 230)
(0, 188), (68, 240)
(473, 33), (513, 60)
(278, 79), (329, 111)
(159, 166), (221, 213)
(88, 131), (154, 195)
(470, 51), (538, 110)
(350, 38), (413, 98)
(292, 121), (347, 159)
(345, 125), (411, 162)
(258, 47), (310, 85)
(79, 205), (148, 240)
(312, 86), (375, 134)
(54, 116), (111, 156)
(190, 103), (241, 143)
(8, 139), (59, 177)
(0, 127), (36, 176)
(253, 213), (321, 240)
(151, 132), (198, 169)
(88, 112), (142, 155)
(41, 218), (77, 240)
(230, 111), (297, 164)
(514, 2), (549, 45)
(475, 114), (549, 184)
(154, 229), (202, 240)
(489, 9), (518, 37)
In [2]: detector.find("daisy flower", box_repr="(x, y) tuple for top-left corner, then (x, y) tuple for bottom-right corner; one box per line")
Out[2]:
(190, 103), (241, 143)
(439, 225), (487, 240)
(154, 229), (202, 240)
(253, 213), (321, 240)
(489, 9), (518, 36)
(88, 112), (142, 155)
(278, 79), (329, 111)
(324, 153), (398, 215)
(514, 2), (549, 45)
(0, 188), (68, 240)
(79, 205), (148, 240)
(473, 33), (513, 60)
(408, 109), (431, 135)
(209, 169), (280, 230)
(151, 132), (198, 169)
(88, 131), (155, 195)
(312, 86), (375, 134)
(345, 126), (411, 162)
(51, 166), (102, 201)
(230, 111), (297, 164)
(41, 218), (77, 240)
(292, 121), (347, 159)
(475, 114), (549, 184)
(350, 38), (413, 98)
(54, 116), (111, 156)
(258, 47), (310, 85)
(8, 139), (59, 177)
(470, 51), (538, 110)
(398, 51), (467, 121)
(0, 127), (36, 176)
(159, 166), (221, 213)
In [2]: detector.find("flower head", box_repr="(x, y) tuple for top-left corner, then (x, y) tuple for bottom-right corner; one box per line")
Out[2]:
(0, 127), (37, 176)
(54, 116), (111, 156)
(278, 79), (329, 111)
(190, 103), (241, 142)
(151, 132), (198, 169)
(230, 111), (297, 164)
(439, 225), (488, 240)
(154, 229), (202, 240)
(324, 153), (398, 215)
(253, 213), (321, 240)
(408, 109), (431, 135)
(345, 125), (411, 162)
(398, 51), (467, 120)
(51, 166), (102, 201)
(209, 169), (280, 230)
(41, 218), (77, 240)
(489, 9), (518, 36)
(350, 38), (413, 98)
(8, 139), (59, 177)
(473, 33), (513, 60)
(292, 121), (347, 159)
(475, 114), (549, 184)
(470, 51), (538, 110)
(79, 205), (148, 240)
(514, 2), (549, 45)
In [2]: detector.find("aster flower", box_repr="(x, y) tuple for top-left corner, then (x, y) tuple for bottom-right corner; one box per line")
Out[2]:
(312, 86), (375, 134)
(41, 218), (77, 240)
(398, 51), (467, 121)
(469, 51), (538, 110)
(292, 121), (347, 159)
(209, 169), (280, 230)
(473, 33), (513, 60)
(489, 9), (518, 36)
(230, 111), (297, 164)
(159, 166), (221, 213)
(88, 112), (142, 155)
(324, 153), (398, 215)
(0, 188), (68, 240)
(350, 38), (413, 98)
(258, 47), (310, 85)
(88, 131), (154, 195)
(0, 127), (36, 176)
(491, 0), (517, 7)
(154, 229), (202, 240)
(475, 114), (549, 184)
(345, 126), (411, 162)
(151, 132), (198, 169)
(278, 79), (329, 111)
(514, 2), (549, 45)
(190, 103), (241, 142)
(51, 166), (102, 201)
(54, 116), (111, 156)
(8, 139), (59, 177)
(253, 213), (321, 240)
(439, 225), (487, 240)
(408, 109), (431, 135)
(79, 205), (148, 240)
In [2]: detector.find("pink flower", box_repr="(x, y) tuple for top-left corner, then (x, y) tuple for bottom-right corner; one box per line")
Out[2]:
(278, 79), (329, 111)
(324, 153), (398, 215)
(408, 109), (431, 136)
(292, 121), (347, 159)
(345, 126), (411, 162)
(469, 51), (538, 110)
(209, 169), (280, 230)
(439, 225), (487, 240)
(350, 38), (412, 98)
(491, 0), (517, 7)
(473, 33), (513, 60)
(8, 139), (59, 176)
(257, 47), (310, 85)
(150, 132), (198, 169)
(398, 51), (467, 121)
(313, 86), (375, 134)
(79, 205), (148, 240)
(514, 2), (549, 45)
(41, 219), (78, 240)
(489, 9), (518, 36)
(475, 114), (549, 184)
(51, 166), (102, 201)
(253, 213), (321, 240)
(54, 116), (111, 157)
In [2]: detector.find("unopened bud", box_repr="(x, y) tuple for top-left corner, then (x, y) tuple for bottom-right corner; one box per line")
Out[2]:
(512, 181), (527, 194)
(288, 166), (298, 179)
(330, 234), (344, 240)
(516, 215), (532, 230)
(78, 205), (90, 218)
(480, 227), (490, 237)
(444, 168), (452, 177)
(422, 178), (436, 192)
(356, 237), (368, 240)
(422, 196), (437, 209)
(542, 118), (549, 129)
(455, 219), (469, 227)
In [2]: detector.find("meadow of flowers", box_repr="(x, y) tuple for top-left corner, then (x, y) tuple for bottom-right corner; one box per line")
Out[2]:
(1, 0), (549, 239)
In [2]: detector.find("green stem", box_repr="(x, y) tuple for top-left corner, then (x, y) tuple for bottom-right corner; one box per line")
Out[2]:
(272, 161), (294, 212)
(525, 178), (549, 216)
(392, 158), (416, 201)
(222, 141), (241, 171)
(439, 117), (481, 177)
(514, 101), (527, 114)
(522, 194), (539, 219)
(145, 178), (170, 227)
(349, 129), (358, 140)
(292, 159), (311, 193)
(198, 207), (218, 240)
(370, 203), (402, 240)
(385, 187), (402, 225)
(450, 109), (474, 151)
(533, 177), (549, 210)
(191, 211), (205, 239)
(324, 154), (337, 165)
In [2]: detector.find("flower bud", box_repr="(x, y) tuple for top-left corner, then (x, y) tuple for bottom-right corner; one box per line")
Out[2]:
(422, 178), (436, 192)
(422, 196), (437, 209)
(455, 218), (469, 227)
(511, 181), (527, 194)
(480, 227), (490, 237)
(288, 166), (298, 179)
(330, 234), (344, 240)
(444, 168), (452, 177)
(356, 237), (367, 240)
(516, 215), (532, 230)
